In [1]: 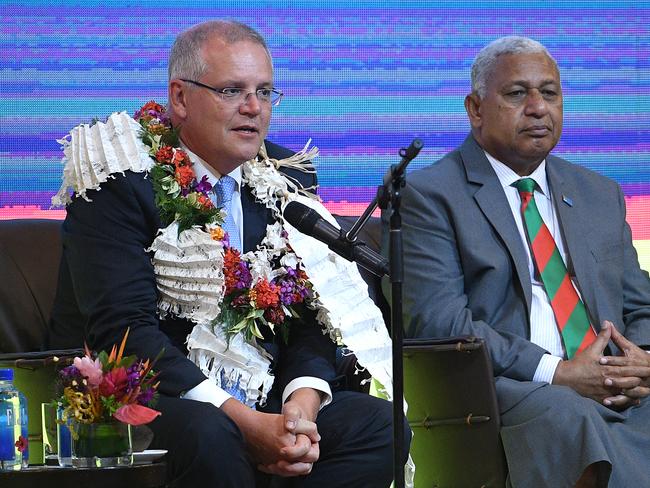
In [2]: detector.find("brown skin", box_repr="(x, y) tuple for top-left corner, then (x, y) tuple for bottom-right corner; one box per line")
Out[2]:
(464, 52), (563, 176)
(465, 52), (650, 411)
(169, 36), (322, 476)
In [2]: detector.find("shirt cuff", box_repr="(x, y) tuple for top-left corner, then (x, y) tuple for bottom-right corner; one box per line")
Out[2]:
(533, 354), (563, 384)
(181, 379), (232, 408)
(282, 377), (332, 410)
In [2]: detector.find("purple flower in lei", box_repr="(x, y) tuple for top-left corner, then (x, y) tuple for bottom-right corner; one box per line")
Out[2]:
(195, 175), (213, 195)
(277, 279), (296, 306)
(156, 111), (171, 126)
(231, 261), (252, 290)
(276, 267), (311, 306)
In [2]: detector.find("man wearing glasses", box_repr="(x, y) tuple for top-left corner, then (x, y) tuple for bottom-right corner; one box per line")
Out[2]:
(50, 20), (401, 487)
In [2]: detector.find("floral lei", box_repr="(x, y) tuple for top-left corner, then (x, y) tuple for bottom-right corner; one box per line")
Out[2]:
(135, 101), (316, 343)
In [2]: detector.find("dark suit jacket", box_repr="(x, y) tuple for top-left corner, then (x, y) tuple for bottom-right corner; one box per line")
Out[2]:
(49, 141), (337, 401)
(398, 134), (650, 383)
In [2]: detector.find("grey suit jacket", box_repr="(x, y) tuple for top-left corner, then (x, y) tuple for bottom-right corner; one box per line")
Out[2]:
(398, 134), (650, 383)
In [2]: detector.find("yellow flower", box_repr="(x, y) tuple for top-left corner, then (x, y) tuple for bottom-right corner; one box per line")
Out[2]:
(210, 226), (225, 241)
(148, 123), (168, 135)
(63, 387), (97, 423)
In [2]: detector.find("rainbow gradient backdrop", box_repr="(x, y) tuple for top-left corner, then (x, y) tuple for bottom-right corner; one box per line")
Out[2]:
(1, 1), (649, 271)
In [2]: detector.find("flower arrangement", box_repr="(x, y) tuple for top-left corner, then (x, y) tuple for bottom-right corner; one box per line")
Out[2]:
(135, 101), (316, 343)
(57, 329), (161, 434)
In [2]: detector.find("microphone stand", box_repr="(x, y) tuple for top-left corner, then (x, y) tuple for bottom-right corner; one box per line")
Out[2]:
(345, 139), (422, 488)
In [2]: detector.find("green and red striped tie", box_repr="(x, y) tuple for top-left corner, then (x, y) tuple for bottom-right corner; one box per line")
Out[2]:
(514, 178), (596, 358)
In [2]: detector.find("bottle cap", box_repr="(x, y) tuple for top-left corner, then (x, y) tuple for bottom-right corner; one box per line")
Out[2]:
(0, 368), (14, 381)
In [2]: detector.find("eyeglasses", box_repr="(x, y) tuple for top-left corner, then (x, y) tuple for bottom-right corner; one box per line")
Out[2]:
(180, 79), (283, 106)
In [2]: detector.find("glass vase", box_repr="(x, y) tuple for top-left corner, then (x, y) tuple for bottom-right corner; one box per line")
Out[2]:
(71, 420), (133, 468)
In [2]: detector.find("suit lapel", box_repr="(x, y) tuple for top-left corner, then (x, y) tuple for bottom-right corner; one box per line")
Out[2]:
(546, 159), (599, 327)
(460, 136), (533, 313)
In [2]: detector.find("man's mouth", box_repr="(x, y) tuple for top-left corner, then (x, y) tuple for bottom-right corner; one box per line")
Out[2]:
(233, 125), (259, 134)
(521, 125), (551, 137)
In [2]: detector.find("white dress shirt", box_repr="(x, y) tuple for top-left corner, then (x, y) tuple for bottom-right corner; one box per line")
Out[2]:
(485, 152), (571, 383)
(179, 147), (332, 408)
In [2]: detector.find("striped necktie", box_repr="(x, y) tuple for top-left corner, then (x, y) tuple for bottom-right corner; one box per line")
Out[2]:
(513, 178), (596, 358)
(213, 175), (242, 251)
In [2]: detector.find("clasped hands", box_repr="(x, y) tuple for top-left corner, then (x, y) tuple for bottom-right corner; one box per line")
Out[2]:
(223, 387), (322, 477)
(553, 320), (650, 409)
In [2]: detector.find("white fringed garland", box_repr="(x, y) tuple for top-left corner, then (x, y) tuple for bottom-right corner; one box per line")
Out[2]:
(53, 111), (413, 487)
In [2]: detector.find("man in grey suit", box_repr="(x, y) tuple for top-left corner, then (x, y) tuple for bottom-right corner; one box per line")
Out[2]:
(397, 36), (650, 487)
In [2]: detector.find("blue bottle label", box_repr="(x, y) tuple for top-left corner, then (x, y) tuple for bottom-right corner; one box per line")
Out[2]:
(0, 406), (16, 461)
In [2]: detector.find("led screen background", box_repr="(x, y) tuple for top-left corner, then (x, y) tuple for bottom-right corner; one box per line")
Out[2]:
(1, 0), (649, 270)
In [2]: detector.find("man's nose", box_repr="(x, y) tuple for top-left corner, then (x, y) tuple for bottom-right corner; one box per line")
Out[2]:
(524, 89), (548, 117)
(239, 92), (263, 115)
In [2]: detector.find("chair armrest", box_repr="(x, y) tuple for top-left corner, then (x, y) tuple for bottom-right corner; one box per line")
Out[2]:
(0, 349), (83, 370)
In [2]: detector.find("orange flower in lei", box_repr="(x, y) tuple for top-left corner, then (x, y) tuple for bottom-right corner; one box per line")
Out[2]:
(251, 279), (280, 309)
(198, 193), (215, 210)
(175, 165), (195, 187)
(172, 150), (191, 167)
(223, 248), (244, 295)
(210, 226), (225, 241)
(155, 146), (174, 165)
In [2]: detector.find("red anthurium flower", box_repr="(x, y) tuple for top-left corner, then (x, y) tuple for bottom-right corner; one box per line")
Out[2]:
(114, 404), (161, 426)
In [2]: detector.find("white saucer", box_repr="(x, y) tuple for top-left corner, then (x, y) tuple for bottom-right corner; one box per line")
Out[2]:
(132, 449), (168, 465)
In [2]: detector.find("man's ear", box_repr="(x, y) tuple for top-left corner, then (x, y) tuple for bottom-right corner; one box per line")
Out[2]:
(168, 79), (188, 120)
(464, 93), (482, 130)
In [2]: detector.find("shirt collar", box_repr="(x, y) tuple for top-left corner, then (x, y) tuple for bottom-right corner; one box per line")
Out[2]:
(484, 151), (550, 199)
(180, 143), (242, 190)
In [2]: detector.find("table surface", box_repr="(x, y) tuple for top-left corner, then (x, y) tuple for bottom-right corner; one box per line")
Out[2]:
(0, 462), (167, 488)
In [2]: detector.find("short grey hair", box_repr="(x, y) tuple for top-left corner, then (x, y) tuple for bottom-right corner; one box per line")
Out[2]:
(168, 20), (270, 82)
(471, 36), (558, 98)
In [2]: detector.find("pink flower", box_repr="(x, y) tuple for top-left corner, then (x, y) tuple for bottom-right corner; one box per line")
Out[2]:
(73, 356), (103, 386)
(114, 404), (161, 426)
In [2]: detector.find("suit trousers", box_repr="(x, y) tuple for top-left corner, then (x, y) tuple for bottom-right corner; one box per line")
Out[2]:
(497, 377), (650, 488)
(148, 390), (407, 488)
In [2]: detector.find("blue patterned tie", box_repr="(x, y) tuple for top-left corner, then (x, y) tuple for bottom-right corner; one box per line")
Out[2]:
(213, 175), (242, 251)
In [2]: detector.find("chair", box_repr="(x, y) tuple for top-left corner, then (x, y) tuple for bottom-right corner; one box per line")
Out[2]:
(0, 219), (83, 465)
(336, 216), (507, 488)
(404, 337), (507, 488)
(0, 219), (63, 353)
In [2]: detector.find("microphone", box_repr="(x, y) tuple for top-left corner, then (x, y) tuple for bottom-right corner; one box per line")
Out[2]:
(283, 201), (389, 277)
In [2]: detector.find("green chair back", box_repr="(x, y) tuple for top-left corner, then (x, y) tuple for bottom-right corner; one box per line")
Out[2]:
(403, 337), (507, 488)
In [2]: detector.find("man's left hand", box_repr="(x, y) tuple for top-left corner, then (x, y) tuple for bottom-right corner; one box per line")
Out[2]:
(258, 388), (322, 477)
(600, 321), (650, 407)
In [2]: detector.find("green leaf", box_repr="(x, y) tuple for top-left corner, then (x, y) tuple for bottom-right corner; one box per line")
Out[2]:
(247, 309), (265, 319)
(251, 321), (264, 340)
(231, 317), (251, 333)
(97, 351), (109, 369)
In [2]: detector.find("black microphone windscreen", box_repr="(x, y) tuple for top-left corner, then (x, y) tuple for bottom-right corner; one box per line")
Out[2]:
(283, 201), (320, 233)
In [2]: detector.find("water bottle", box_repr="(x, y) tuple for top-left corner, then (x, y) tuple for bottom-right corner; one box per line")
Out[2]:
(0, 368), (25, 471)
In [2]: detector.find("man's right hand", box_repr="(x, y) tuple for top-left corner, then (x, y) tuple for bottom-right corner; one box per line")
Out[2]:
(552, 322), (646, 409)
(220, 397), (320, 477)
